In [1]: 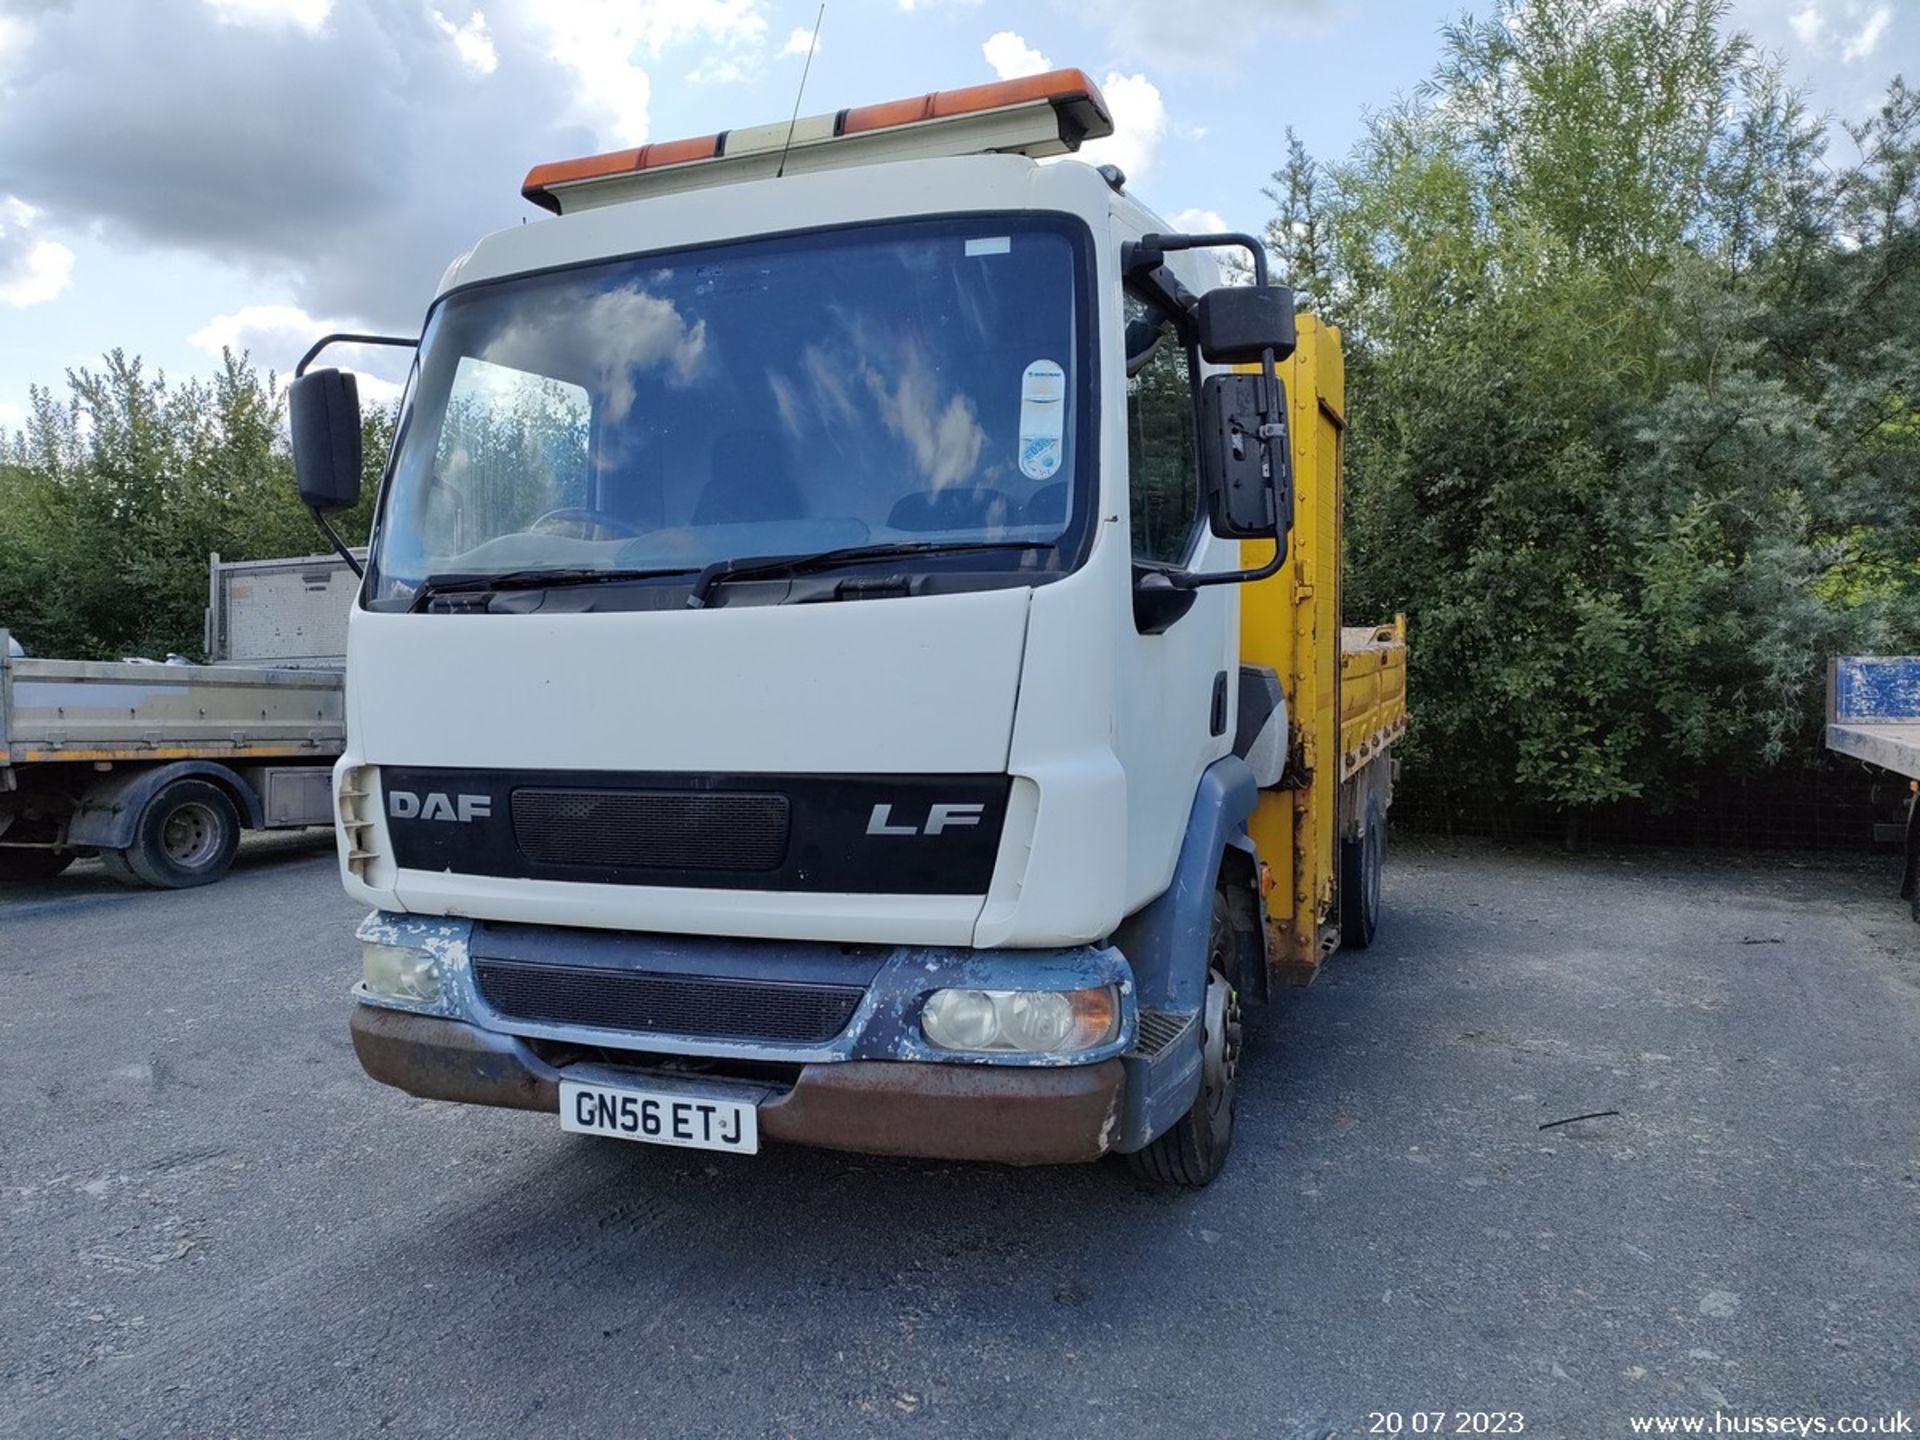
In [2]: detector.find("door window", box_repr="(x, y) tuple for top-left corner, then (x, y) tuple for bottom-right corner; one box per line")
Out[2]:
(1124, 292), (1200, 566)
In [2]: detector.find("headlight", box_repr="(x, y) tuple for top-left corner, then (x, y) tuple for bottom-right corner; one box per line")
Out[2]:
(921, 986), (1119, 1055)
(361, 942), (441, 1004)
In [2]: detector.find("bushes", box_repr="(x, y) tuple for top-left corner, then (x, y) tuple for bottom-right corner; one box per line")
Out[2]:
(1272, 0), (1920, 820)
(0, 350), (387, 660)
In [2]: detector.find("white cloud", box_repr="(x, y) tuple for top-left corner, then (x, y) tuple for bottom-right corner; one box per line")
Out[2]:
(524, 0), (768, 144)
(526, 8), (656, 144)
(686, 56), (751, 84)
(433, 9), (498, 76)
(982, 30), (1049, 80)
(0, 1), (785, 329)
(898, 0), (981, 10)
(0, 13), (32, 72)
(189, 302), (327, 357)
(201, 0), (333, 32)
(189, 302), (408, 403)
(0, 398), (22, 430)
(1841, 4), (1892, 61)
(1788, 1), (1897, 63)
(1168, 207), (1229, 234)
(490, 284), (707, 422)
(345, 371), (404, 407)
(1099, 0), (1318, 63)
(780, 25), (818, 58)
(0, 197), (74, 308)
(1078, 71), (1169, 183)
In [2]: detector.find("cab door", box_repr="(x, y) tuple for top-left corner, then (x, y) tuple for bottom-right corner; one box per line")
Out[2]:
(1108, 242), (1241, 914)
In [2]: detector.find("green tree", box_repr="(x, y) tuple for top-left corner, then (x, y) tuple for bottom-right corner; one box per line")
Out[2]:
(0, 351), (391, 660)
(1264, 127), (1335, 312)
(1282, 0), (1919, 826)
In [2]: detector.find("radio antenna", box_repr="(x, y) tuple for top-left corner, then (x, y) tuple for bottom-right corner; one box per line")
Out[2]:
(775, 4), (825, 179)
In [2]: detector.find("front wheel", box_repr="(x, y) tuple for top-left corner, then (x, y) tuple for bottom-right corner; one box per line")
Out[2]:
(1127, 890), (1243, 1187)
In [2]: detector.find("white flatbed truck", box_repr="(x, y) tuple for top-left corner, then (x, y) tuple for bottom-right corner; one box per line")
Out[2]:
(0, 553), (353, 887)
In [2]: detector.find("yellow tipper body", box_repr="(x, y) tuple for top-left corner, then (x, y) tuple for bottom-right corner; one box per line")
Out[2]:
(1239, 316), (1409, 983)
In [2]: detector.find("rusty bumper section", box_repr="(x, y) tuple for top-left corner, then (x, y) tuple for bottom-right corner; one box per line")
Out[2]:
(349, 1005), (1124, 1166)
(351, 1004), (560, 1111)
(760, 1056), (1122, 1165)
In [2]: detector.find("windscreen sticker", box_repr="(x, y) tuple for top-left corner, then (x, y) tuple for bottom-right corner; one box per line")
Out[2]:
(965, 236), (1012, 256)
(1018, 359), (1066, 480)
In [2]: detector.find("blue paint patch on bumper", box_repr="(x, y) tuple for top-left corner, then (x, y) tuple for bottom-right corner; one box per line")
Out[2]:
(350, 910), (1136, 1068)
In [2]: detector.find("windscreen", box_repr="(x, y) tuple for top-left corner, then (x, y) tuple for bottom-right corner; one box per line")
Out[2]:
(365, 215), (1090, 605)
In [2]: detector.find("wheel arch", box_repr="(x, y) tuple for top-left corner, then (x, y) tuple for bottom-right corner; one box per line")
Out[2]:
(68, 760), (265, 851)
(1110, 754), (1259, 1013)
(1218, 835), (1269, 1007)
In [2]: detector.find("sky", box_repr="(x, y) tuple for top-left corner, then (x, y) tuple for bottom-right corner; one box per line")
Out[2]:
(0, 0), (1911, 427)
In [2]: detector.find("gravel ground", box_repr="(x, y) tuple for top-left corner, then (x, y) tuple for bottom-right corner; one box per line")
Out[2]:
(1, 833), (1916, 1439)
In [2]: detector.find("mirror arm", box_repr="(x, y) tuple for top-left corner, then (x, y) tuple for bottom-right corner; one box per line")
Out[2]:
(294, 332), (418, 378)
(1134, 230), (1270, 287)
(1120, 241), (1200, 338)
(310, 505), (364, 578)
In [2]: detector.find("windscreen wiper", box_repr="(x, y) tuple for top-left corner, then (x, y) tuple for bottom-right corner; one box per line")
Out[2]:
(686, 540), (1055, 609)
(408, 566), (696, 612)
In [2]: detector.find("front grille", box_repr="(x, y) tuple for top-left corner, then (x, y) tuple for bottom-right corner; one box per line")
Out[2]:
(511, 788), (789, 872)
(473, 959), (862, 1044)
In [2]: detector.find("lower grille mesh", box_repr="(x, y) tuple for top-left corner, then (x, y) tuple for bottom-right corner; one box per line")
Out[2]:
(473, 959), (862, 1044)
(1131, 1009), (1194, 1061)
(511, 788), (789, 872)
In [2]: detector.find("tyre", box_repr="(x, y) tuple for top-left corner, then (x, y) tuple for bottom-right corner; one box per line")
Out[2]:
(1339, 801), (1386, 949)
(0, 846), (76, 881)
(1127, 890), (1244, 1187)
(124, 780), (241, 889)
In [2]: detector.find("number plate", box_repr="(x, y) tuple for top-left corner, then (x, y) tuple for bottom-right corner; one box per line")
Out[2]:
(559, 1078), (759, 1154)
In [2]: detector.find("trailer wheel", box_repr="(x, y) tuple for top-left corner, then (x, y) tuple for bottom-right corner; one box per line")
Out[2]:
(1340, 800), (1386, 949)
(124, 780), (241, 889)
(0, 847), (77, 881)
(1127, 891), (1243, 1187)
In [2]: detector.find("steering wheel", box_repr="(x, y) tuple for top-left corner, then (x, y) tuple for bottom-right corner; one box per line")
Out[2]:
(527, 506), (645, 540)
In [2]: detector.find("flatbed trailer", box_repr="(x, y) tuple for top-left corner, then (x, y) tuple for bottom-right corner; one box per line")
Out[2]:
(1826, 655), (1920, 919)
(0, 553), (354, 888)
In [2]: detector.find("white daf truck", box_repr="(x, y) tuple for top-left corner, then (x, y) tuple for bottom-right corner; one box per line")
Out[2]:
(291, 70), (1405, 1184)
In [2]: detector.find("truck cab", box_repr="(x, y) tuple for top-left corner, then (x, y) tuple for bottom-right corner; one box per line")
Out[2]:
(294, 70), (1403, 1184)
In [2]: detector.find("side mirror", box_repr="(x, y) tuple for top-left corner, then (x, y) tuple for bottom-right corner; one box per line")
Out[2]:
(1198, 373), (1290, 539)
(288, 368), (362, 512)
(1195, 284), (1297, 365)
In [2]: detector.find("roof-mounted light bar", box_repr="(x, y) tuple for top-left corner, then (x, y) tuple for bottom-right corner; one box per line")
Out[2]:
(522, 68), (1114, 215)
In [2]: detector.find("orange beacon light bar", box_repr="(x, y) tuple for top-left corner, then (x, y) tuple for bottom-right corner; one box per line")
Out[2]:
(521, 69), (1115, 215)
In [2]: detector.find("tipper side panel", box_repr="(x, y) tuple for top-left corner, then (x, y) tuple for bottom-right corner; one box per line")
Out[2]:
(1239, 316), (1346, 982)
(1339, 619), (1408, 780)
